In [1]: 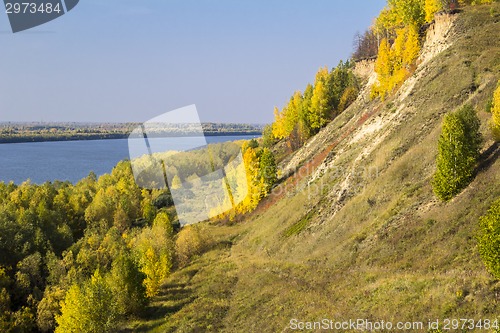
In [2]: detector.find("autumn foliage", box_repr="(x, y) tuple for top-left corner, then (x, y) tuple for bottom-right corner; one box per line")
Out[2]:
(490, 80), (500, 140)
(268, 62), (359, 150)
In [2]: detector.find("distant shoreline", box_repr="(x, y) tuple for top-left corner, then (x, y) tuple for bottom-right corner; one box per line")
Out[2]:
(0, 131), (262, 144)
(0, 122), (263, 144)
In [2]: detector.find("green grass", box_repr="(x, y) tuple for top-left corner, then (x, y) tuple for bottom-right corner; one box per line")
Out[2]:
(118, 226), (241, 333)
(283, 211), (315, 237)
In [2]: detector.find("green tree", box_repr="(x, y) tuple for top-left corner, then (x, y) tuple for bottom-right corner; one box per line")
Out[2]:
(477, 198), (500, 278)
(106, 253), (147, 316)
(338, 86), (359, 112)
(14, 252), (43, 302)
(298, 83), (314, 139)
(259, 149), (277, 196)
(328, 60), (353, 115)
(140, 189), (156, 224)
(261, 124), (276, 148)
(37, 286), (66, 332)
(432, 105), (482, 201)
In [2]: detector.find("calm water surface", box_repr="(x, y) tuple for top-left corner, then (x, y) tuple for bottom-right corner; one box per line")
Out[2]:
(0, 136), (258, 184)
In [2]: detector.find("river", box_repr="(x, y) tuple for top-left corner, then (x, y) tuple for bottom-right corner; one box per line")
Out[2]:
(0, 135), (258, 184)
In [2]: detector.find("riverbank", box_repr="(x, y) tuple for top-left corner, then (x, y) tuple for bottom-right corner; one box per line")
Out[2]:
(0, 122), (263, 144)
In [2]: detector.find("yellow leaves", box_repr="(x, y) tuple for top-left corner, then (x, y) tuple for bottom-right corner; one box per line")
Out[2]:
(424, 0), (443, 22)
(376, 7), (400, 35)
(175, 225), (206, 267)
(273, 91), (305, 140)
(55, 285), (84, 333)
(392, 28), (406, 71)
(144, 247), (155, 262)
(314, 66), (330, 83)
(284, 91), (303, 136)
(139, 246), (168, 297)
(239, 147), (261, 213)
(310, 80), (327, 129)
(491, 80), (500, 140)
(470, 0), (494, 4)
(210, 143), (277, 220)
(56, 271), (116, 333)
(373, 38), (393, 100)
(132, 218), (174, 297)
(170, 175), (182, 190)
(139, 245), (169, 298)
(388, 0), (426, 28)
(272, 107), (287, 140)
(309, 66), (334, 131)
(404, 24), (421, 65)
(372, 25), (421, 100)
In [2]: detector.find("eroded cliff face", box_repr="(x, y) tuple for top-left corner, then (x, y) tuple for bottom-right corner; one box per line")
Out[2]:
(352, 11), (457, 81)
(420, 12), (458, 65)
(284, 11), (459, 184)
(353, 58), (375, 81)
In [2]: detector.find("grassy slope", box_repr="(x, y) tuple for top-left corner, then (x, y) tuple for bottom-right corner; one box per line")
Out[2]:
(121, 4), (500, 332)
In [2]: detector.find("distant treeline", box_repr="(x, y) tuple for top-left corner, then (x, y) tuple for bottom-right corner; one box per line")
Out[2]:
(0, 122), (263, 144)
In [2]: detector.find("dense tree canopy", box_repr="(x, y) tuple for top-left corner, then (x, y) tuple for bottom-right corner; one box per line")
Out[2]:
(0, 136), (278, 332)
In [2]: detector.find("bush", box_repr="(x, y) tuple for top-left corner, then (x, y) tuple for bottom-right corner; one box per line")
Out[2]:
(175, 225), (210, 267)
(432, 105), (482, 201)
(338, 86), (359, 112)
(490, 80), (500, 140)
(478, 198), (500, 278)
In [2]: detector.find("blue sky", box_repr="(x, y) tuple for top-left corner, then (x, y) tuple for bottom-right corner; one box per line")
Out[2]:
(0, 0), (386, 124)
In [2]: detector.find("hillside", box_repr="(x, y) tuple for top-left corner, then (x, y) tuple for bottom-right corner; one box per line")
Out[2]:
(121, 4), (500, 332)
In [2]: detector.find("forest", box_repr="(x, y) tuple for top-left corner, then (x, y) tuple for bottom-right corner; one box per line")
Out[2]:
(0, 138), (277, 332)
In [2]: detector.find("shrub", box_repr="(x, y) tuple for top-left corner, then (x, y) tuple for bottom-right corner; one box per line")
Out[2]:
(490, 80), (500, 140)
(175, 225), (210, 267)
(477, 198), (500, 278)
(432, 105), (482, 201)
